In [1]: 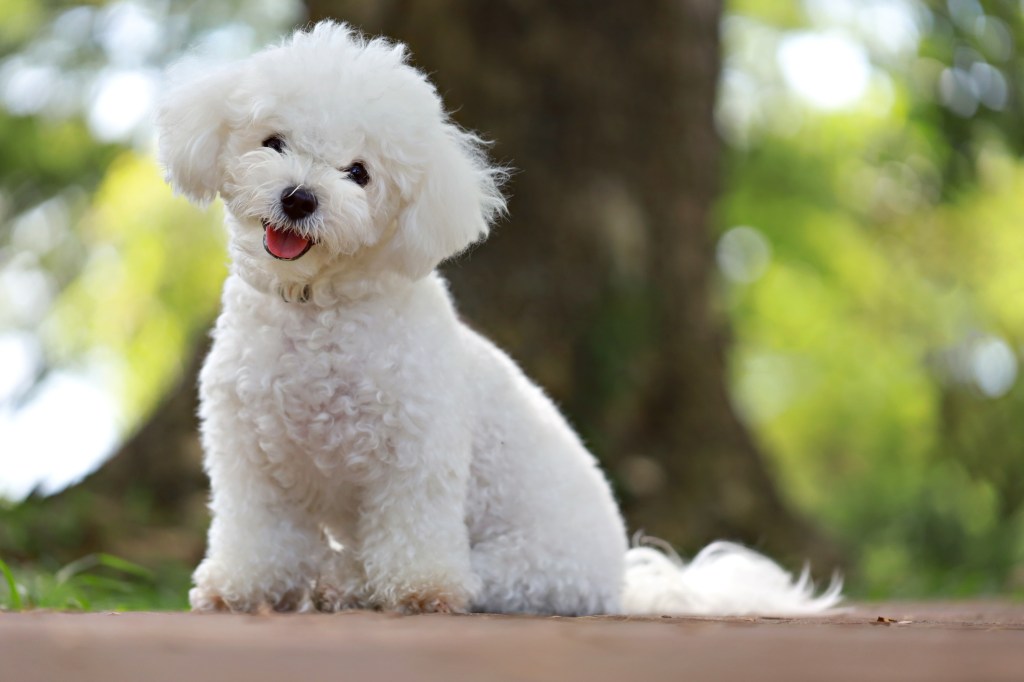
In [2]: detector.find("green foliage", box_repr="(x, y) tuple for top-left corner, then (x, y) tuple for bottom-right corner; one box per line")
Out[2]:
(912, 0), (1024, 189)
(0, 554), (190, 611)
(0, 557), (22, 609)
(0, 113), (121, 216)
(0, 0), (302, 420)
(0, 0), (45, 49)
(726, 0), (804, 29)
(719, 1), (1024, 597)
(47, 152), (226, 421)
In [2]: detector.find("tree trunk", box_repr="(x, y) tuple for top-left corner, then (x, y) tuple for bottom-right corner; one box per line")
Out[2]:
(307, 0), (836, 565)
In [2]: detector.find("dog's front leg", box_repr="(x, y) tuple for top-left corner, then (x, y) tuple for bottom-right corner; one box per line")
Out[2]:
(190, 458), (325, 613)
(357, 432), (479, 614)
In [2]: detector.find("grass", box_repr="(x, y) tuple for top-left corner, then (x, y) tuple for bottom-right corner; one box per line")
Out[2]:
(0, 554), (191, 611)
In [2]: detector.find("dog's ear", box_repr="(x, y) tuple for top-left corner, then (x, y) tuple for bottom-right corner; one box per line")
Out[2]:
(390, 124), (506, 279)
(156, 61), (240, 205)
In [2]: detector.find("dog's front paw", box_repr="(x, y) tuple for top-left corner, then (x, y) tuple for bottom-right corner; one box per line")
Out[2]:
(395, 591), (465, 615)
(189, 585), (231, 612)
(367, 581), (471, 615)
(312, 581), (367, 613)
(363, 563), (478, 615)
(190, 583), (313, 614)
(190, 561), (314, 614)
(315, 581), (465, 614)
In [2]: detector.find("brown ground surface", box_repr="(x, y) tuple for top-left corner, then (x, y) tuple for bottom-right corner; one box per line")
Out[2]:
(3, 602), (1024, 682)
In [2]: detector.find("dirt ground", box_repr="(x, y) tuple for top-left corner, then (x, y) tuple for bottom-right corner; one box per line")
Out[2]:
(3, 602), (1023, 682)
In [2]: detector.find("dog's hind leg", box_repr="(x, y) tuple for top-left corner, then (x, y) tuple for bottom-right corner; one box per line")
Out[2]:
(469, 532), (623, 616)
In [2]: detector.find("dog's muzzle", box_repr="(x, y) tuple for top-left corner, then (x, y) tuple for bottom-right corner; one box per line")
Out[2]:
(263, 186), (318, 261)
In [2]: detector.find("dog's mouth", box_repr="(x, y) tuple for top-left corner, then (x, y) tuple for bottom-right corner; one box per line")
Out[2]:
(262, 220), (314, 261)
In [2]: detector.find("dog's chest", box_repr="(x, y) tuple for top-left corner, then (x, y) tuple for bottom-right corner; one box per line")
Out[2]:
(223, 306), (400, 488)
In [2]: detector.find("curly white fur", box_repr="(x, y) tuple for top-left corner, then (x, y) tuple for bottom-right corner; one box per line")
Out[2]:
(156, 21), (841, 616)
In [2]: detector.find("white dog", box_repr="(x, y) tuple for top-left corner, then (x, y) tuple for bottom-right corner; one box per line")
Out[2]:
(156, 22), (841, 616)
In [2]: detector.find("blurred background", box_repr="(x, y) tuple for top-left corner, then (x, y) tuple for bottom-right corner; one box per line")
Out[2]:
(2, 0), (1024, 609)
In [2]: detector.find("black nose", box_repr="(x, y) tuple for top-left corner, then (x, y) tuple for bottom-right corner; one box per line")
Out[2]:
(280, 186), (318, 220)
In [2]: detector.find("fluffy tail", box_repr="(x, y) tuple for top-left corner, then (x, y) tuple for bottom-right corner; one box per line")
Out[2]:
(621, 537), (843, 616)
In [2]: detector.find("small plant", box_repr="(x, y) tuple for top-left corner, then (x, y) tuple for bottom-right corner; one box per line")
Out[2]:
(0, 554), (190, 611)
(0, 557), (22, 610)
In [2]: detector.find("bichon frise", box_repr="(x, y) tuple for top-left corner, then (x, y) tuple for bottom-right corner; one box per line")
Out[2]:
(156, 21), (841, 616)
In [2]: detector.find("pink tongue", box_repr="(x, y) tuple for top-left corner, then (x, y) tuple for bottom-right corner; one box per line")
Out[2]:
(264, 224), (311, 260)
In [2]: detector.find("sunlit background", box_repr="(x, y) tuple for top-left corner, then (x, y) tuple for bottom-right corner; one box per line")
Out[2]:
(0, 1), (298, 500)
(3, 0), (1024, 600)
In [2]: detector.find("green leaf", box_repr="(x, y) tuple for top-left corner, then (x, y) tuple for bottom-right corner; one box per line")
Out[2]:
(0, 557), (23, 610)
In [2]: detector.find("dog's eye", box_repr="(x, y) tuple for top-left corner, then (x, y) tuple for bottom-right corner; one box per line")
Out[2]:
(344, 162), (370, 187)
(262, 135), (286, 153)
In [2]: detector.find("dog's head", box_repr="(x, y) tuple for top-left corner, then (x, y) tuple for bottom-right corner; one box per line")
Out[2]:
(156, 22), (505, 298)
